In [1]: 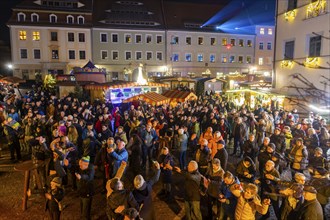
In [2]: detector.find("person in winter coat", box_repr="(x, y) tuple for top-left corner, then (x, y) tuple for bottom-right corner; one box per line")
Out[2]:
(108, 140), (128, 178)
(132, 162), (160, 220)
(270, 127), (286, 154)
(114, 126), (128, 145)
(309, 147), (328, 170)
(177, 128), (188, 170)
(236, 156), (256, 183)
(158, 147), (174, 197)
(106, 178), (139, 220)
(45, 177), (64, 220)
(213, 140), (228, 171)
(242, 134), (258, 163)
(289, 138), (308, 174)
(231, 117), (248, 156)
(279, 183), (304, 220)
(3, 117), (22, 161)
(204, 158), (224, 219)
(98, 124), (113, 144)
(234, 183), (270, 220)
(258, 143), (279, 175)
(174, 161), (203, 220)
(141, 124), (158, 169)
(297, 186), (324, 220)
(195, 139), (211, 175)
(126, 134), (143, 176)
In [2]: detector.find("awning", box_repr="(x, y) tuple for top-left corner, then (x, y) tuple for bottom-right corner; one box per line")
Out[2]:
(123, 92), (170, 106)
(162, 90), (198, 103)
(0, 76), (26, 84)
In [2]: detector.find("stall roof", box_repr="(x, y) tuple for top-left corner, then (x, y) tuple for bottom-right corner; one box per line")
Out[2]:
(85, 81), (170, 90)
(163, 89), (198, 102)
(123, 92), (170, 106)
(225, 89), (286, 97)
(0, 76), (26, 84)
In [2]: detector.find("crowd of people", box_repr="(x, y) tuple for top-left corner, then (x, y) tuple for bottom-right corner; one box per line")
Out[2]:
(0, 83), (329, 220)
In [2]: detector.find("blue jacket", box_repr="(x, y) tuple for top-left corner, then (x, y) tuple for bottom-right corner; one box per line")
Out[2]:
(141, 129), (158, 147)
(110, 148), (128, 176)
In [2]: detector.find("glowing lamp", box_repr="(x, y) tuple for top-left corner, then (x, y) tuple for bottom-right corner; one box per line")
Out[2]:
(304, 57), (319, 68)
(307, 0), (326, 18)
(137, 64), (147, 85)
(280, 60), (294, 68)
(284, 10), (297, 21)
(226, 44), (232, 50)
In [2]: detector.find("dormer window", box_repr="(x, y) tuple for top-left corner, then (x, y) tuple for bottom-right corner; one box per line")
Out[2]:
(50, 14), (57, 23)
(77, 16), (84, 24)
(17, 12), (26, 22)
(67, 15), (74, 24)
(31, 13), (39, 22)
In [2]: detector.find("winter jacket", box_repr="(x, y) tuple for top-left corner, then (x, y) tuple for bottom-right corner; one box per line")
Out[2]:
(177, 133), (188, 152)
(205, 167), (224, 198)
(214, 148), (228, 171)
(110, 148), (128, 177)
(77, 164), (95, 198)
(307, 177), (330, 205)
(182, 170), (202, 202)
(270, 134), (286, 154)
(296, 199), (323, 220)
(235, 194), (269, 220)
(289, 145), (308, 170)
(107, 189), (139, 220)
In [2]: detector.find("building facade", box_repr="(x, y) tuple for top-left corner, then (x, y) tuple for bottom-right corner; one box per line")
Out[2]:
(7, 0), (92, 80)
(274, 0), (330, 100)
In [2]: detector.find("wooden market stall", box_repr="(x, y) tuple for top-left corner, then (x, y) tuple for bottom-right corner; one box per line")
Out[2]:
(123, 92), (170, 106)
(162, 90), (198, 106)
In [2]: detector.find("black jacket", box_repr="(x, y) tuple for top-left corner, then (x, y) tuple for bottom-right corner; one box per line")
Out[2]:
(182, 170), (202, 201)
(77, 164), (95, 197)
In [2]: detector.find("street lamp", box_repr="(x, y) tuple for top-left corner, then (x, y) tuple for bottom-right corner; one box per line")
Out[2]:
(7, 64), (13, 69)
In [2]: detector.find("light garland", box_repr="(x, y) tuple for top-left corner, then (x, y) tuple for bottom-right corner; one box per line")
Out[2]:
(284, 9), (297, 21)
(304, 57), (319, 68)
(307, 0), (327, 18)
(280, 60), (294, 68)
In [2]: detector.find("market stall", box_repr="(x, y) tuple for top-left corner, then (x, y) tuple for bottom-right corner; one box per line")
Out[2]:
(123, 92), (170, 106)
(162, 89), (198, 106)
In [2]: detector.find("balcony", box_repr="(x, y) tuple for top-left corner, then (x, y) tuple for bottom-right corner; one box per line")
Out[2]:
(306, 0), (327, 19)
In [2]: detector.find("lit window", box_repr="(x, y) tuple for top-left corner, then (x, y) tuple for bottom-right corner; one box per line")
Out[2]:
(268, 28), (273, 35)
(156, 52), (162, 61)
(125, 34), (132, 43)
(197, 54), (203, 62)
(247, 40), (252, 47)
(229, 55), (235, 63)
(211, 38), (216, 46)
(20, 49), (28, 59)
(125, 51), (132, 60)
(185, 54), (192, 62)
(238, 56), (243, 63)
(259, 42), (264, 50)
(18, 12), (26, 22)
(19, 31), (27, 40)
(31, 13), (39, 22)
(186, 37), (191, 45)
(146, 52), (152, 60)
(267, 42), (272, 50)
(198, 37), (204, 45)
(171, 36), (179, 44)
(222, 38), (227, 46)
(230, 39), (236, 46)
(172, 54), (179, 62)
(136, 51), (142, 60)
(33, 31), (40, 41)
(260, 28), (265, 35)
(77, 16), (84, 24)
(67, 15), (74, 24)
(258, 57), (264, 65)
(246, 56), (252, 64)
(221, 54), (227, 63)
(239, 39), (244, 47)
(50, 14), (57, 23)
(210, 54), (215, 63)
(101, 50), (108, 60)
(52, 50), (59, 59)
(112, 51), (119, 60)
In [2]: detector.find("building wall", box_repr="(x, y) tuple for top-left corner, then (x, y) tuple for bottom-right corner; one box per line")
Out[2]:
(166, 30), (255, 77)
(255, 25), (275, 74)
(275, 0), (330, 96)
(10, 25), (91, 79)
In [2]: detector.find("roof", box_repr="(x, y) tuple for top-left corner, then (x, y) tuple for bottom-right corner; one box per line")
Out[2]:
(83, 61), (96, 69)
(162, 89), (197, 101)
(123, 92), (170, 106)
(85, 81), (170, 90)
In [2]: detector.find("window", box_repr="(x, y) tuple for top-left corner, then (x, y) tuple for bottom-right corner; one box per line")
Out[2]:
(186, 37), (191, 45)
(259, 42), (264, 50)
(18, 12), (26, 22)
(33, 31), (40, 41)
(260, 28), (265, 35)
(50, 14), (57, 23)
(210, 54), (215, 63)
(68, 33), (74, 42)
(171, 36), (179, 44)
(258, 57), (264, 65)
(229, 55), (235, 63)
(156, 35), (163, 44)
(112, 34), (118, 43)
(77, 16), (84, 24)
(284, 40), (294, 59)
(112, 51), (119, 60)
(238, 56), (243, 63)
(125, 51), (132, 60)
(268, 28), (273, 35)
(31, 13), (39, 22)
(185, 53), (192, 62)
(51, 32), (58, 41)
(67, 15), (74, 24)
(267, 42), (272, 50)
(34, 49), (41, 59)
(100, 33), (107, 42)
(239, 39), (244, 47)
(246, 56), (252, 64)
(78, 33), (85, 42)
(230, 39), (236, 46)
(125, 34), (132, 43)
(136, 51), (142, 60)
(79, 50), (86, 60)
(146, 52), (152, 60)
(197, 54), (203, 62)
(22, 70), (29, 80)
(52, 50), (59, 59)
(198, 37), (204, 45)
(287, 0), (297, 11)
(309, 36), (321, 57)
(211, 38), (216, 46)
(222, 38), (227, 46)
(221, 54), (227, 63)
(172, 54), (179, 62)
(135, 35), (142, 43)
(247, 40), (252, 47)
(156, 52), (162, 61)
(19, 31), (27, 40)
(101, 50), (108, 59)
(20, 49), (28, 59)
(146, 35), (152, 44)
(69, 50), (75, 59)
